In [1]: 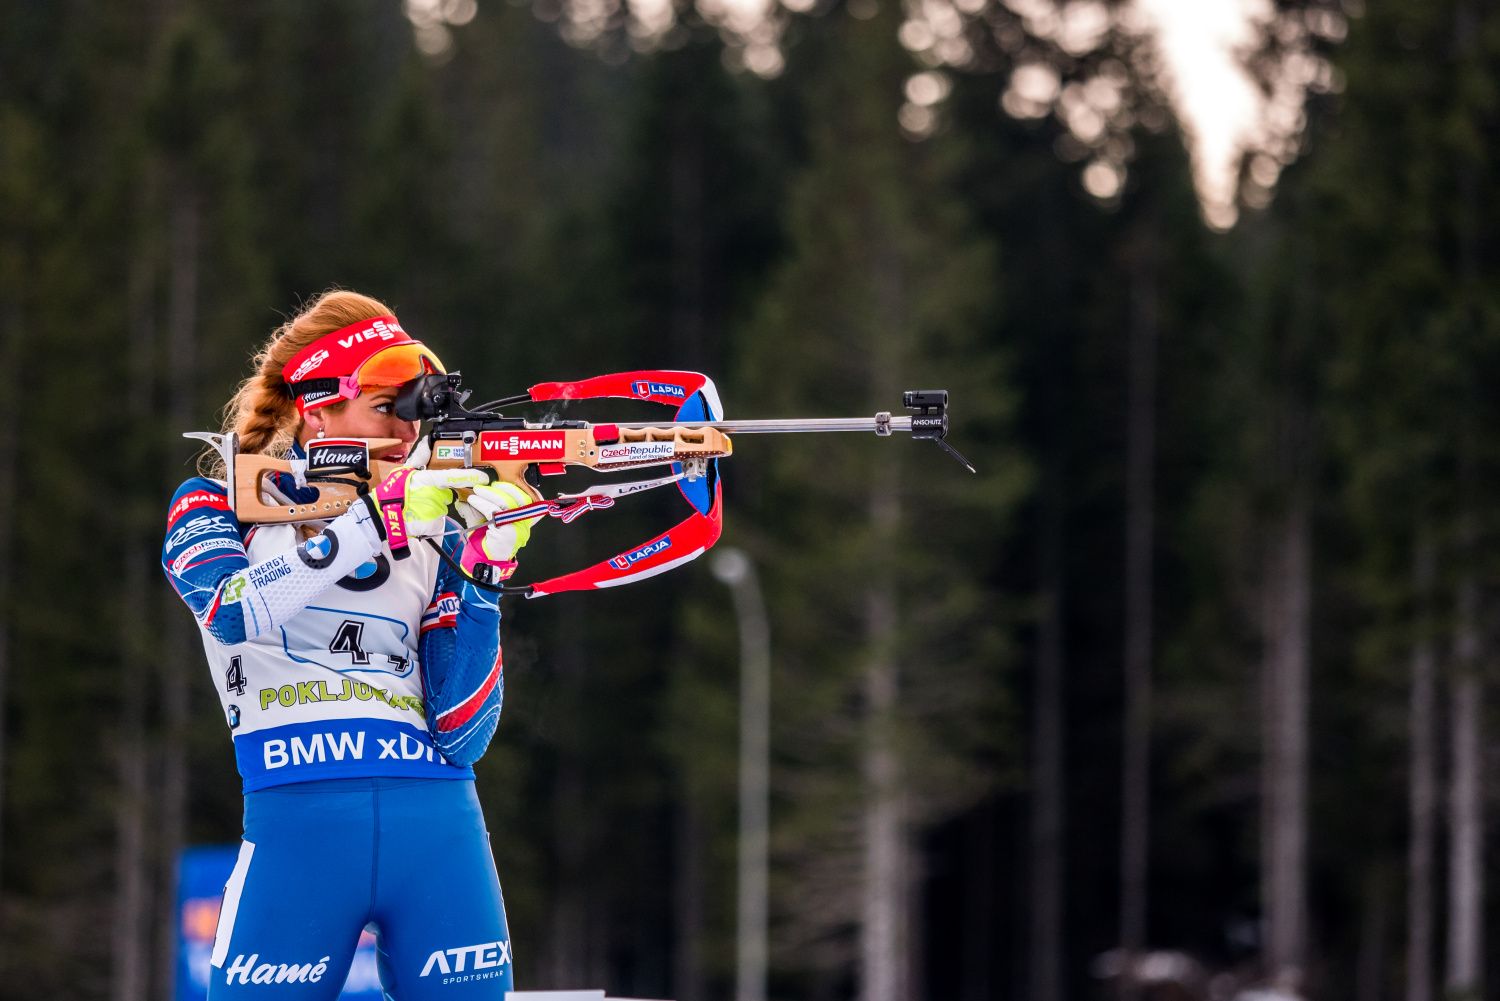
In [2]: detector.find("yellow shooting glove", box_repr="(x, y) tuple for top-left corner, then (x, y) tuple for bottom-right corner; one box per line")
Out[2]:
(460, 481), (542, 563)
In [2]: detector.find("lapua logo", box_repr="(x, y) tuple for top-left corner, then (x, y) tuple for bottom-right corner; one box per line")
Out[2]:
(632, 380), (686, 399)
(611, 535), (671, 570)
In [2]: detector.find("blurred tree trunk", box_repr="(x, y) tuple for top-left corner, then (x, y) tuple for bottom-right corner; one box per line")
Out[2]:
(1446, 557), (1481, 999)
(669, 112), (709, 1000)
(673, 789), (705, 1001)
(668, 110), (705, 369)
(1355, 870), (1388, 1001)
(1028, 185), (1071, 1001)
(860, 246), (911, 1001)
(1120, 226), (1158, 989)
(154, 172), (200, 999)
(1445, 7), (1484, 992)
(860, 472), (908, 1001)
(1031, 450), (1065, 1001)
(0, 292), (20, 954)
(113, 184), (161, 1001)
(549, 527), (604, 988)
(1406, 529), (1435, 1001)
(1259, 237), (1314, 990)
(1261, 485), (1309, 986)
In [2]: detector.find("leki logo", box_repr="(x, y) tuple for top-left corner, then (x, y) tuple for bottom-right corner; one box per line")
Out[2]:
(289, 350), (330, 382)
(481, 434), (565, 459)
(611, 535), (671, 570)
(337, 319), (403, 349)
(633, 380), (686, 399)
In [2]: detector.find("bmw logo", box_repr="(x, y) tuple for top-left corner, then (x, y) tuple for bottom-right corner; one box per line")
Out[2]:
(297, 529), (340, 569)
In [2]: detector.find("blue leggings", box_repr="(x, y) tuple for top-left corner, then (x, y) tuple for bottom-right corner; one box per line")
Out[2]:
(209, 777), (512, 999)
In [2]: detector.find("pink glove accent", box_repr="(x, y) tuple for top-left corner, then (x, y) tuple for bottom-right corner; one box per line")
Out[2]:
(375, 467), (415, 560)
(460, 526), (518, 582)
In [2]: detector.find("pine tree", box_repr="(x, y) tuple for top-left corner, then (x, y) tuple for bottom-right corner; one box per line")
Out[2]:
(732, 6), (1026, 997)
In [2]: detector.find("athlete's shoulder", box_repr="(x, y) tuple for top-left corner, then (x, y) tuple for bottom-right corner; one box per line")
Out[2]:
(166, 477), (232, 529)
(163, 477), (245, 562)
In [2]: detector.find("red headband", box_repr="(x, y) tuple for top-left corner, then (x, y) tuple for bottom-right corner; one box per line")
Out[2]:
(281, 316), (428, 413)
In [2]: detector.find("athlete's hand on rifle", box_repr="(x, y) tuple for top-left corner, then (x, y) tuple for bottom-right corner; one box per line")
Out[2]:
(374, 466), (491, 555)
(457, 482), (541, 580)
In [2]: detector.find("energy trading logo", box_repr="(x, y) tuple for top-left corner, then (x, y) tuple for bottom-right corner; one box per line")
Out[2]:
(633, 380), (686, 399)
(611, 536), (671, 570)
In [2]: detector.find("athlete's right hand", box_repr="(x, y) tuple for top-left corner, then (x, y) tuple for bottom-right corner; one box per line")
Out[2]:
(374, 467), (489, 555)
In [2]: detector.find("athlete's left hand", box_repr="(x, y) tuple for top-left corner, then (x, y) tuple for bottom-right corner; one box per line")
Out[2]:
(458, 481), (542, 567)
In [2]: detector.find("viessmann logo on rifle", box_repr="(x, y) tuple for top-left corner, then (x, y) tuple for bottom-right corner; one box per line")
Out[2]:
(479, 433), (566, 460)
(611, 536), (671, 570)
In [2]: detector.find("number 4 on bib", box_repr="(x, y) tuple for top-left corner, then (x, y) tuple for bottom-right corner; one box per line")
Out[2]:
(329, 620), (371, 665)
(225, 656), (248, 696)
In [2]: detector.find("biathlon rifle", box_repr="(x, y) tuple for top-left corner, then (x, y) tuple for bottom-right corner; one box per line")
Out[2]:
(186, 370), (974, 598)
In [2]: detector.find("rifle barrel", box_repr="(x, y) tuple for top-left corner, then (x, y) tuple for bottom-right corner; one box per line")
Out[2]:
(610, 416), (910, 434)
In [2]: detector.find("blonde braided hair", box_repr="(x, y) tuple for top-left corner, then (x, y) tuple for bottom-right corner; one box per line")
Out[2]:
(202, 289), (394, 477)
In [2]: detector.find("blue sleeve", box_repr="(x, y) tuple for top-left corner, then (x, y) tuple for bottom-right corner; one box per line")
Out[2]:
(163, 477), (385, 647)
(162, 478), (254, 645)
(419, 520), (503, 767)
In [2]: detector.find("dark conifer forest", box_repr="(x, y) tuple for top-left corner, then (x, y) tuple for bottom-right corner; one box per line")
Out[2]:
(1, 1), (1497, 998)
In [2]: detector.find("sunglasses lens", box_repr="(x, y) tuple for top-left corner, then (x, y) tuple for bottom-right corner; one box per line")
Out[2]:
(355, 343), (446, 387)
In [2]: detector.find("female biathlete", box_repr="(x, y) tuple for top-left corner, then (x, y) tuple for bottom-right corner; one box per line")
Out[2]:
(163, 290), (535, 998)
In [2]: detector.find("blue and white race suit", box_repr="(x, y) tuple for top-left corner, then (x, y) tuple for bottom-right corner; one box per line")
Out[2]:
(163, 458), (513, 998)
